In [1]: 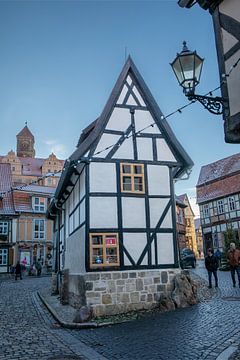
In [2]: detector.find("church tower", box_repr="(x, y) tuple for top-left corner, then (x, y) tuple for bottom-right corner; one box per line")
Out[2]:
(16, 124), (35, 158)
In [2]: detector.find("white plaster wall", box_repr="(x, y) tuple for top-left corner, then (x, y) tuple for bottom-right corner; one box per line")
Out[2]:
(113, 135), (134, 159)
(220, 0), (240, 20)
(222, 28), (238, 54)
(117, 85), (128, 105)
(89, 162), (116, 193)
(64, 226), (85, 274)
(132, 86), (145, 107)
(126, 94), (138, 106)
(90, 197), (118, 228)
(156, 139), (176, 162)
(80, 168), (85, 201)
(151, 241), (156, 265)
(122, 197), (146, 228)
(94, 134), (120, 158)
(123, 232), (148, 265)
(149, 198), (171, 228)
(147, 165), (170, 195)
(134, 110), (160, 134)
(136, 137), (153, 160)
(156, 233), (174, 265)
(106, 107), (131, 131)
(161, 208), (173, 228)
(80, 199), (85, 225)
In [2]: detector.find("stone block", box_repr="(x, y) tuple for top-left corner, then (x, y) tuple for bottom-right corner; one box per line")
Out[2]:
(85, 282), (93, 291)
(161, 271), (168, 284)
(154, 277), (160, 284)
(120, 293), (130, 303)
(138, 271), (146, 277)
(117, 285), (124, 293)
(101, 273), (112, 280)
(122, 272), (128, 279)
(136, 278), (143, 291)
(130, 292), (140, 303)
(157, 284), (166, 292)
(86, 291), (101, 298)
(126, 283), (136, 292)
(94, 287), (106, 292)
(147, 293), (153, 302)
(112, 272), (121, 280)
(85, 273), (100, 281)
(102, 294), (112, 305)
(140, 294), (146, 302)
(116, 279), (125, 286)
(108, 280), (116, 293)
(149, 285), (157, 293)
(144, 277), (153, 285)
(129, 272), (136, 278)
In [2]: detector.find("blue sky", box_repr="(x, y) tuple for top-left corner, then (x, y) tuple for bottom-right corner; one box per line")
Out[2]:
(0, 1), (239, 216)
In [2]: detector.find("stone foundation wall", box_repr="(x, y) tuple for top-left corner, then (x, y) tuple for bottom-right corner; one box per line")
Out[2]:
(68, 269), (180, 317)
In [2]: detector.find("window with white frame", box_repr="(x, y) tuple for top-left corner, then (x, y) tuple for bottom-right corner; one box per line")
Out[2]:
(0, 249), (7, 265)
(228, 196), (236, 211)
(33, 197), (45, 212)
(217, 200), (224, 214)
(34, 219), (45, 239)
(203, 204), (209, 218)
(0, 222), (8, 235)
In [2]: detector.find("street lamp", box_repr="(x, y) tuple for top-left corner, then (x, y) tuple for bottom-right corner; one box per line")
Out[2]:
(170, 41), (226, 115)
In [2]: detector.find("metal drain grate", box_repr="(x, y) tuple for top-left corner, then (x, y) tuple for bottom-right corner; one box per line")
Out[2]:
(222, 296), (240, 301)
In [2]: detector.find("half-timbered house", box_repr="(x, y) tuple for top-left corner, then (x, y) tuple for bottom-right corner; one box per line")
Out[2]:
(48, 57), (193, 316)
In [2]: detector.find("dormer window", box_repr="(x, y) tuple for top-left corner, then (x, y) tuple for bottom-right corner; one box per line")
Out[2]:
(33, 197), (45, 212)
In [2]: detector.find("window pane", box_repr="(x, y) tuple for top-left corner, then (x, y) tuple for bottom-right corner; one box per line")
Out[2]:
(92, 248), (103, 264)
(92, 235), (103, 245)
(123, 176), (132, 190)
(134, 165), (142, 174)
(134, 177), (143, 191)
(122, 165), (131, 174)
(105, 235), (117, 246)
(106, 248), (118, 263)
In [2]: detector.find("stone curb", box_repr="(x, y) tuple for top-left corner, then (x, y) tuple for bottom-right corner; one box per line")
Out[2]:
(38, 291), (132, 329)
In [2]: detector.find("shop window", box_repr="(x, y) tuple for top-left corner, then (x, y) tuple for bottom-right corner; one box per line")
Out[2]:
(0, 249), (7, 265)
(120, 163), (144, 194)
(33, 197), (45, 212)
(90, 233), (119, 268)
(34, 219), (45, 239)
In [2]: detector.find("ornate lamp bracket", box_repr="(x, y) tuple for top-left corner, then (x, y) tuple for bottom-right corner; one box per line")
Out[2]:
(187, 94), (225, 115)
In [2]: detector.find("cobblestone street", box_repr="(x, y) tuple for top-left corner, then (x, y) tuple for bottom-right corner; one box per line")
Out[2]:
(0, 261), (240, 360)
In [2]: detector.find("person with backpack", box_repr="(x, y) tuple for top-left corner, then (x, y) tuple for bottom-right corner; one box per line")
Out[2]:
(205, 248), (219, 288)
(227, 242), (240, 288)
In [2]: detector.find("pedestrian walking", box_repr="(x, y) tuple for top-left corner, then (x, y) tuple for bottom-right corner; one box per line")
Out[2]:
(15, 261), (22, 280)
(227, 242), (240, 287)
(36, 259), (42, 276)
(205, 248), (219, 288)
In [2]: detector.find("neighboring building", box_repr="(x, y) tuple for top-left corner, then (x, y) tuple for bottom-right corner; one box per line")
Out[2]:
(178, 0), (240, 143)
(0, 125), (64, 187)
(176, 196), (187, 251)
(177, 194), (198, 255)
(0, 125), (64, 272)
(196, 153), (240, 253)
(12, 185), (55, 270)
(0, 164), (17, 273)
(47, 57), (193, 317)
(194, 218), (204, 257)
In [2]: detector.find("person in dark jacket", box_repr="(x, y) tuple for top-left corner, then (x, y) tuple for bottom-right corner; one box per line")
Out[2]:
(15, 261), (22, 280)
(205, 248), (219, 288)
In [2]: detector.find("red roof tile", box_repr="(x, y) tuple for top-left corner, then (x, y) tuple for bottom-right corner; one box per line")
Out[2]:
(196, 173), (240, 204)
(197, 153), (240, 186)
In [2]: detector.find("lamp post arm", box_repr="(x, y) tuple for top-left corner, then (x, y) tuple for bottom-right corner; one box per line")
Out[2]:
(186, 93), (226, 115)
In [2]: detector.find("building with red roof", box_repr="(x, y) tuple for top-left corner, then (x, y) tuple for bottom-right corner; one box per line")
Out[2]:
(196, 153), (240, 252)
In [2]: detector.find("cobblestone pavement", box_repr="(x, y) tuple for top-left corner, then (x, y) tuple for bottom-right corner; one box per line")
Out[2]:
(1, 261), (240, 360)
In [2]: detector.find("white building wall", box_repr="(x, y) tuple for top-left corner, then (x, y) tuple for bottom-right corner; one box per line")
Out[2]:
(90, 197), (118, 228)
(123, 232), (148, 265)
(64, 226), (85, 274)
(147, 165), (170, 195)
(89, 162), (116, 193)
(122, 197), (146, 228)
